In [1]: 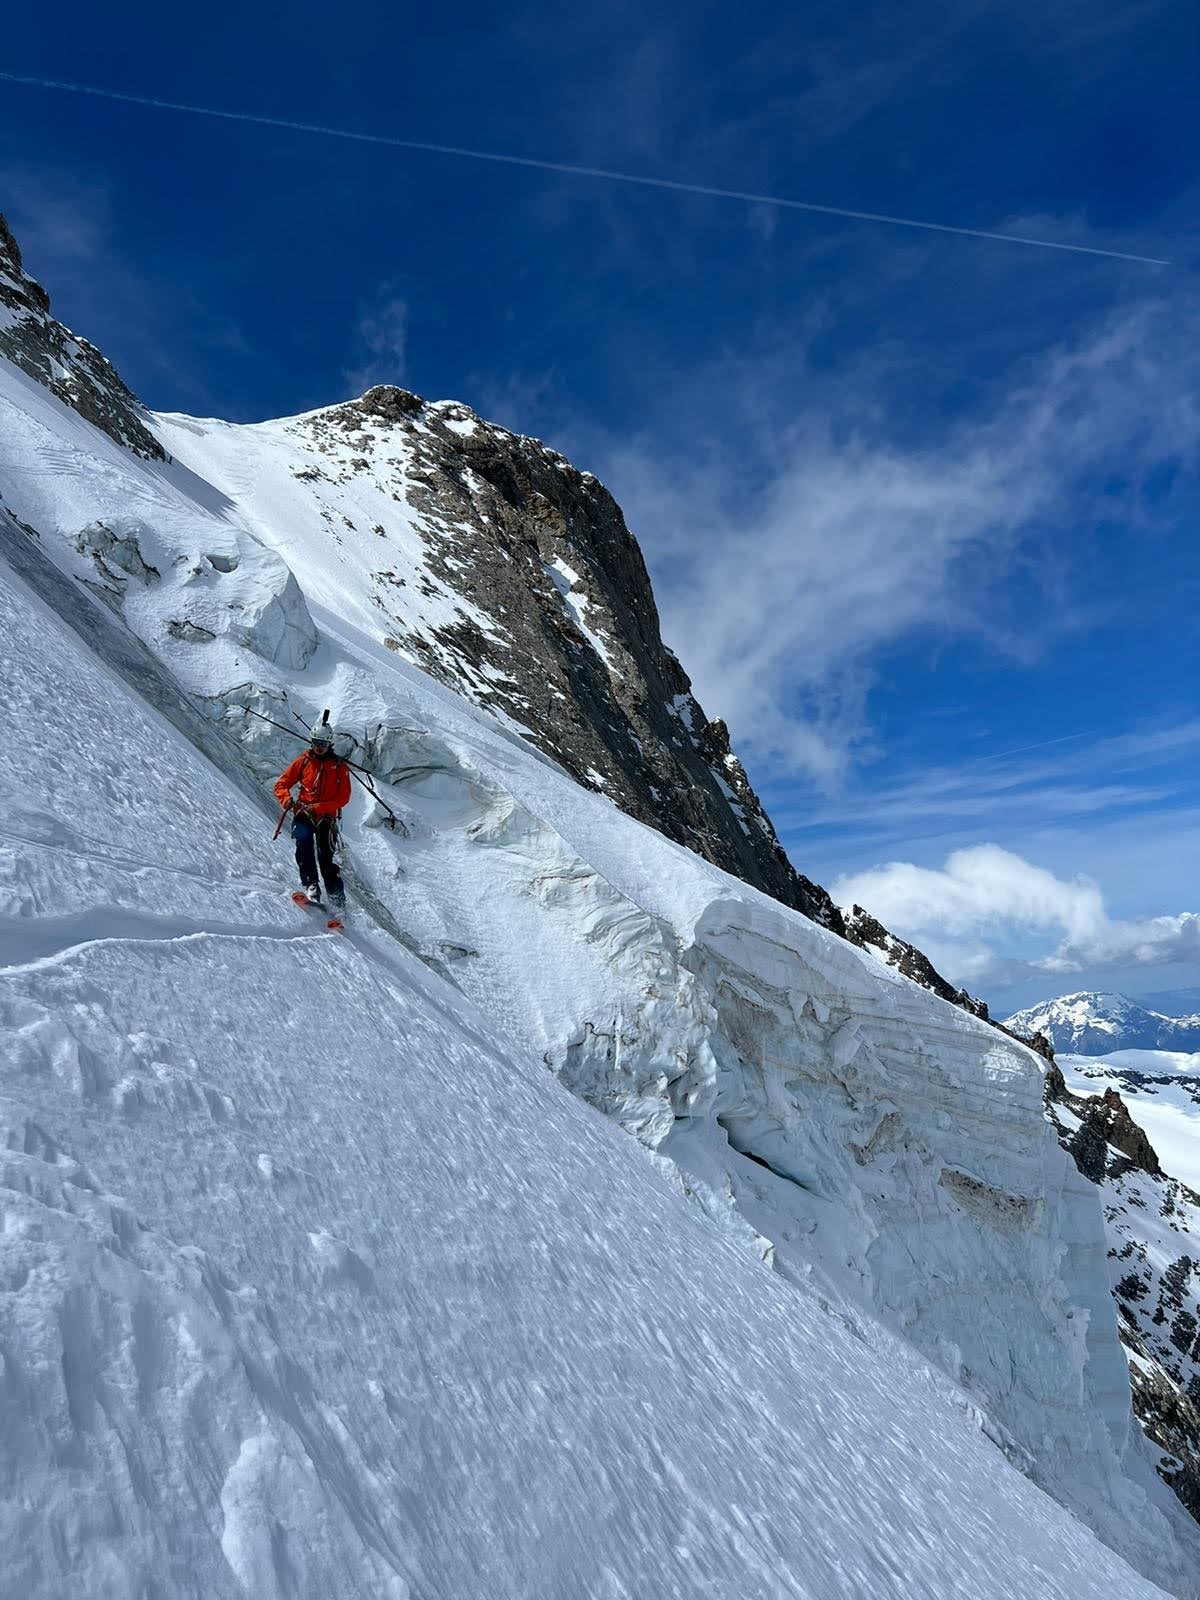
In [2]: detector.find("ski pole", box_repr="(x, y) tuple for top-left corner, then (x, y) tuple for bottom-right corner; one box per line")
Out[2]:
(286, 707), (406, 831)
(272, 803), (290, 840)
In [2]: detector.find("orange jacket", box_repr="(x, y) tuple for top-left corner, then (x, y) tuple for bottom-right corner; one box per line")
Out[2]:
(274, 750), (352, 818)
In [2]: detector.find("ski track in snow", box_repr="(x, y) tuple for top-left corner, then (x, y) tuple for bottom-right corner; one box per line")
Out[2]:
(1, 354), (1198, 1597)
(0, 910), (329, 973)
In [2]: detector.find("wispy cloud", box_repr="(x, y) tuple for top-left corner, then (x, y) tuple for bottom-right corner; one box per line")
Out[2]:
(776, 721), (1200, 843)
(584, 293), (1200, 786)
(344, 294), (410, 396)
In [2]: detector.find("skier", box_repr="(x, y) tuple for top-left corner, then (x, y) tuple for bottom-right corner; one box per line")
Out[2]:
(274, 725), (352, 910)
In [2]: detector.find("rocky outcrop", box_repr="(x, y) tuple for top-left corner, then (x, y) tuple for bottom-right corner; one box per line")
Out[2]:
(0, 212), (164, 460)
(1046, 1071), (1163, 1181)
(843, 904), (989, 1018)
(1045, 1063), (1199, 1521)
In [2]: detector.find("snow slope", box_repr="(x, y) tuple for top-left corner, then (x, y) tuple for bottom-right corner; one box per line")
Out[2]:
(2, 507), (1183, 1600)
(3, 351), (1200, 1593)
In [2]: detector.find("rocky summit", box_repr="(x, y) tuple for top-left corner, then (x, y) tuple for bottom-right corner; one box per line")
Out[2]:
(278, 382), (843, 929)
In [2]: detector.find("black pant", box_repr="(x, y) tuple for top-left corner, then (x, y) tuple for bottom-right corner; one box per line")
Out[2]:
(292, 815), (344, 898)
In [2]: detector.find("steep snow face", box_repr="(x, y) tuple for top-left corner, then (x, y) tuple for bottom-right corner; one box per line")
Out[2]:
(7, 506), (1195, 1600)
(3, 233), (1200, 1589)
(152, 388), (846, 933)
(1009, 993), (1200, 1056)
(0, 362), (318, 680)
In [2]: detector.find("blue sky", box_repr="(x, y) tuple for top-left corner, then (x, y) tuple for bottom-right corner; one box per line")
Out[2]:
(3, 0), (1198, 1013)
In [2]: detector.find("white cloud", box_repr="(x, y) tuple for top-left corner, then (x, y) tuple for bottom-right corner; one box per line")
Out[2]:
(1050, 911), (1200, 972)
(836, 844), (1104, 939)
(834, 844), (1200, 984)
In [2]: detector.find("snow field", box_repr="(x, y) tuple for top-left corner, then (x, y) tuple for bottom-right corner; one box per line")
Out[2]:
(3, 353), (1198, 1594)
(3, 547), (1181, 1599)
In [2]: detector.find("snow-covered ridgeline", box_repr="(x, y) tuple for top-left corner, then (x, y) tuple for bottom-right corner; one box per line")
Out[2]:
(4, 346), (1200, 1591)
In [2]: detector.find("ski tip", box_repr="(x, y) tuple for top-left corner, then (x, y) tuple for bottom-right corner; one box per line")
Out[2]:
(291, 890), (342, 928)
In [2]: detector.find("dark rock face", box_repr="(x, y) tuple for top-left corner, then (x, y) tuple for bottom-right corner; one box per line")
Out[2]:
(0, 212), (164, 460)
(843, 905), (989, 1018)
(1130, 1364), (1200, 1521)
(1048, 1074), (1163, 1182)
(1090, 1089), (1164, 1177)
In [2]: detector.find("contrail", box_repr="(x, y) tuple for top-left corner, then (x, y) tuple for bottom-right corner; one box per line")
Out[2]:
(0, 69), (1169, 266)
(979, 731), (1093, 763)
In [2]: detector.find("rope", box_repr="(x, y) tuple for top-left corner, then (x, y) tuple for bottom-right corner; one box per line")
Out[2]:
(239, 705), (404, 831)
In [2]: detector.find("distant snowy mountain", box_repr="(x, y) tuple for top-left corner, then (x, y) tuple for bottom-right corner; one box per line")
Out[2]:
(1007, 992), (1200, 1056)
(3, 210), (1200, 1596)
